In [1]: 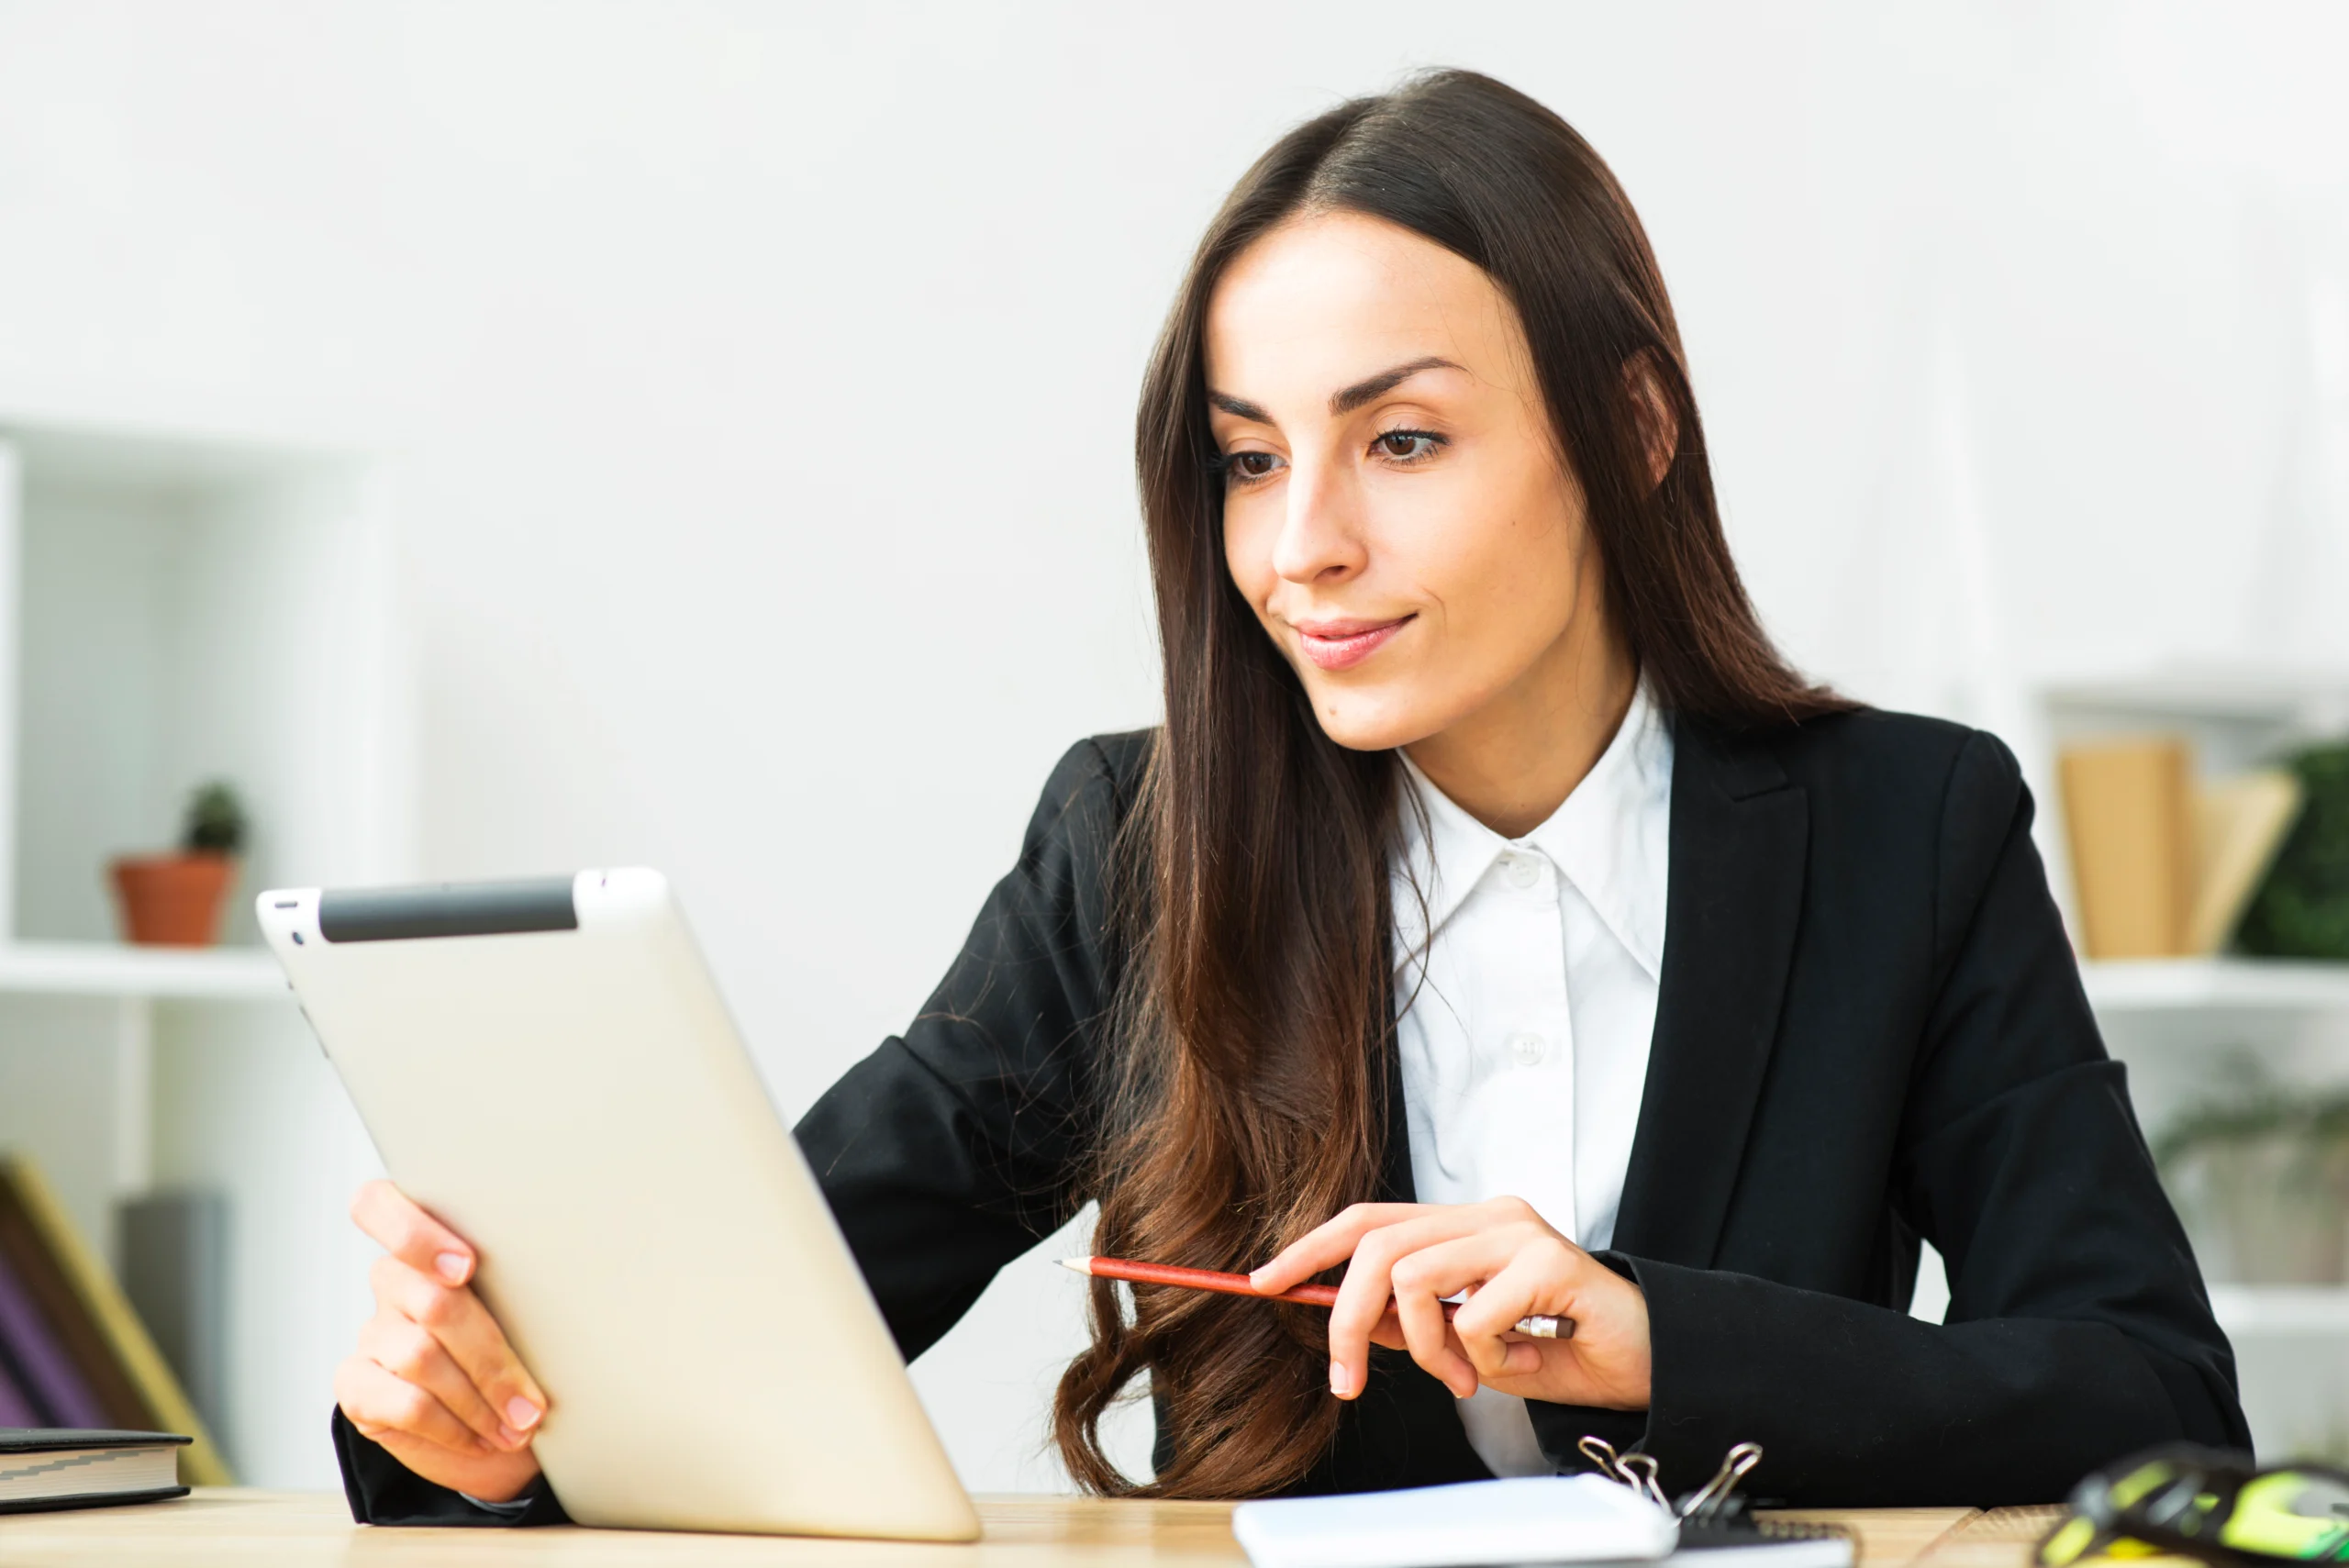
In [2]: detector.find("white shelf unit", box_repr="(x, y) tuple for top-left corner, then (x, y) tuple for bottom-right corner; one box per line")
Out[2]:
(2084, 958), (2349, 1015)
(2049, 670), (2349, 1458)
(0, 419), (408, 1489)
(2042, 669), (2349, 773)
(0, 941), (290, 1001)
(2210, 1286), (2349, 1337)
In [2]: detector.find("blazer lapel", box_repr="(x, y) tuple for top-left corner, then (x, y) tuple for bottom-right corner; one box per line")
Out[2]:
(1610, 718), (1809, 1267)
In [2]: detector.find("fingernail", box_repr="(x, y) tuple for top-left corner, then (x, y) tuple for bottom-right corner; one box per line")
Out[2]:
(435, 1252), (469, 1284)
(496, 1423), (526, 1449)
(1248, 1269), (1269, 1290)
(1329, 1361), (1350, 1396)
(506, 1396), (541, 1429)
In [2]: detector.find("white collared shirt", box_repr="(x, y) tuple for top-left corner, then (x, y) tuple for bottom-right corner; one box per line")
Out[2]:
(1391, 682), (1673, 1478)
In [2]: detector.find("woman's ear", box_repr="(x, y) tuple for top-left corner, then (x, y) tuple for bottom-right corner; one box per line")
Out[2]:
(1624, 352), (1679, 492)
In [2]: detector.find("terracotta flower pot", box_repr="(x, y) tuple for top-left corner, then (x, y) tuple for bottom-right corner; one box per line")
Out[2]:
(109, 853), (239, 947)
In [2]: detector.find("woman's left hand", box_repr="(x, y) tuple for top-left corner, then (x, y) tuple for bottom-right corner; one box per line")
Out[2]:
(1249, 1198), (1652, 1412)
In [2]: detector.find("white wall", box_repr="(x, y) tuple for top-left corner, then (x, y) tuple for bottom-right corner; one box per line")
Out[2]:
(0, 1), (2344, 1489)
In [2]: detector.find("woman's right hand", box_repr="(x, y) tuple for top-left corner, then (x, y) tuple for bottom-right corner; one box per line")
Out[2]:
(333, 1181), (550, 1503)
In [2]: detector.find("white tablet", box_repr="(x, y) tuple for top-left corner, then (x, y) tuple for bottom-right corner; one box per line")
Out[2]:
(258, 869), (980, 1540)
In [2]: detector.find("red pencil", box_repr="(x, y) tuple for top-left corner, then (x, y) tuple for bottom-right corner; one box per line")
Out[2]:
(1059, 1255), (1573, 1340)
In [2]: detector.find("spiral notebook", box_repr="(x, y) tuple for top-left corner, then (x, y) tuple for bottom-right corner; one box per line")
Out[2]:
(1230, 1473), (1854, 1568)
(1672, 1512), (1854, 1568)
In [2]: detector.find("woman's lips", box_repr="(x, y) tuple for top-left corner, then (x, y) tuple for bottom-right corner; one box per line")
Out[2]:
(1293, 616), (1413, 672)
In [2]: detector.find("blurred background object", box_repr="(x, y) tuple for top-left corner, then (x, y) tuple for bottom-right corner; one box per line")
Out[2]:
(2238, 744), (2349, 960)
(0, 1155), (230, 1482)
(2157, 1073), (2349, 1285)
(2057, 738), (2302, 960)
(2061, 739), (2199, 959)
(108, 780), (250, 947)
(4, 0), (2349, 1487)
(2198, 771), (2310, 955)
(116, 1187), (229, 1451)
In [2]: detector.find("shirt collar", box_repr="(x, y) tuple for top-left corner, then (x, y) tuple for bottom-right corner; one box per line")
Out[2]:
(1392, 681), (1673, 981)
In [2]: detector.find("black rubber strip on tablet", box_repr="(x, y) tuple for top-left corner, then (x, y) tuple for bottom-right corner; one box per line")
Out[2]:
(317, 878), (579, 942)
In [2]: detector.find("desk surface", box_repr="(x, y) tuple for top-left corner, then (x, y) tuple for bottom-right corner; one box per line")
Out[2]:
(0, 1489), (2071, 1567)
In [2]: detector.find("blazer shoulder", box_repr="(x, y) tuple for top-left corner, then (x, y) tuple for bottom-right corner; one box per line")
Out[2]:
(1077, 726), (1157, 795)
(1750, 711), (2039, 941)
(1763, 706), (2022, 810)
(1679, 709), (2030, 888)
(1024, 728), (1157, 858)
(1694, 708), (2042, 980)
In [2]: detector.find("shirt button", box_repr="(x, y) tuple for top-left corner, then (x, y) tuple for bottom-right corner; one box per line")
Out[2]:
(1502, 854), (1541, 889)
(1508, 1031), (1548, 1066)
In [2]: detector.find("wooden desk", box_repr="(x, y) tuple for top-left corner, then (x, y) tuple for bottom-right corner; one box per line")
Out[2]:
(0, 1489), (2068, 1567)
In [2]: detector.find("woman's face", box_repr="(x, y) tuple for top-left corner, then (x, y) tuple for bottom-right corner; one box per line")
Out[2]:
(1206, 210), (1619, 756)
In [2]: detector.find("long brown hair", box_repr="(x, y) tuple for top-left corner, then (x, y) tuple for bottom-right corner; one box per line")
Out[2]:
(1052, 68), (1848, 1499)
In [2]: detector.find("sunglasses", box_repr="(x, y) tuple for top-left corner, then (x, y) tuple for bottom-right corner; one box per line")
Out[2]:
(2040, 1446), (2349, 1568)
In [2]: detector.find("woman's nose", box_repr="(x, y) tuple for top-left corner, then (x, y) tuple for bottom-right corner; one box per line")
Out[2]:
(1268, 453), (1367, 585)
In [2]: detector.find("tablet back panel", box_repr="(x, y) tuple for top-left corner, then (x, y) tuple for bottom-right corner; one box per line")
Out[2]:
(261, 869), (979, 1540)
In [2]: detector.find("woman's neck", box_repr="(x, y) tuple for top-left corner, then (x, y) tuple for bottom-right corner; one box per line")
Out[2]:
(1402, 619), (1638, 840)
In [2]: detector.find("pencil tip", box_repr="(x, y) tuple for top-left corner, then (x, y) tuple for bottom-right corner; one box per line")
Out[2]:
(1057, 1257), (1094, 1274)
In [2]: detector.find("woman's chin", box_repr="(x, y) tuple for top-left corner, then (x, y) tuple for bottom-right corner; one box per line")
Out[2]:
(1303, 688), (1448, 754)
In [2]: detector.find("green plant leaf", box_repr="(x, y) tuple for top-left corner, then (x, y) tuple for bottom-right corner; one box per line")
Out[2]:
(182, 781), (249, 857)
(2237, 742), (2349, 959)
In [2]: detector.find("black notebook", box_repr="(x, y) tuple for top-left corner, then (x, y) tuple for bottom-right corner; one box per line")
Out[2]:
(0, 1429), (190, 1514)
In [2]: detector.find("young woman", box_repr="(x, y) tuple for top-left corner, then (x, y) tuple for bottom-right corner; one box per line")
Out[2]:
(330, 71), (2243, 1522)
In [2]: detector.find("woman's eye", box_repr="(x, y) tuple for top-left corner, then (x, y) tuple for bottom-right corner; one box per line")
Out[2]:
(1224, 450), (1284, 484)
(1374, 429), (1444, 462)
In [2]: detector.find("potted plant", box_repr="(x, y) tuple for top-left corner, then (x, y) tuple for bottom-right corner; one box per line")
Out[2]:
(2236, 740), (2349, 958)
(2154, 1075), (2349, 1284)
(108, 782), (250, 947)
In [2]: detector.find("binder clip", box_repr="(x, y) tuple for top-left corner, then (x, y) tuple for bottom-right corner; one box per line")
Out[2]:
(1578, 1436), (1764, 1520)
(1679, 1442), (1765, 1520)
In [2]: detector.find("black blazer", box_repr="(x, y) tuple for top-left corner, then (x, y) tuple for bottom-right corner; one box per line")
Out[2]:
(335, 709), (2245, 1523)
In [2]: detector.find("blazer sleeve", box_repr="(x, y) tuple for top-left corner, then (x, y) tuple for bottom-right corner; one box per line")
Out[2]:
(793, 735), (1128, 1358)
(1531, 729), (2248, 1504)
(333, 737), (1130, 1524)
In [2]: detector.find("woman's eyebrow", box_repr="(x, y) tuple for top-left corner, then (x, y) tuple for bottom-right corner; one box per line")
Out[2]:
(1330, 355), (1464, 415)
(1208, 391), (1273, 422)
(1206, 356), (1464, 425)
